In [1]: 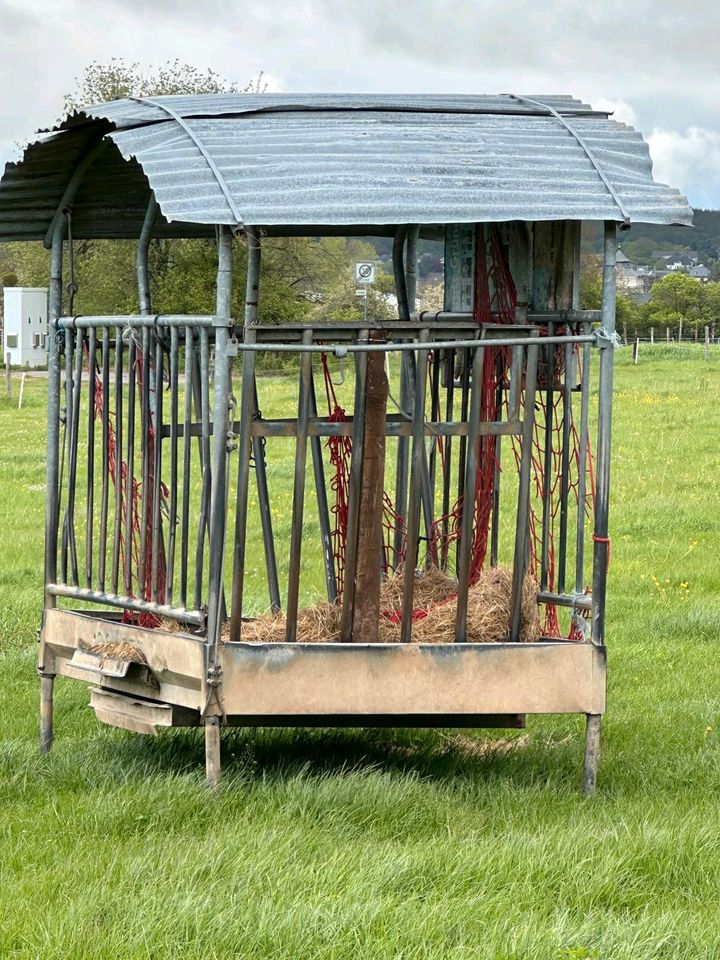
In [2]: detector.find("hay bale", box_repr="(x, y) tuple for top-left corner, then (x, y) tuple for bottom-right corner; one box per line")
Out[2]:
(229, 565), (540, 645)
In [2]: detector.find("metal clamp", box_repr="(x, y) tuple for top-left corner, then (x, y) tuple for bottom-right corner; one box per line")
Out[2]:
(595, 327), (621, 349)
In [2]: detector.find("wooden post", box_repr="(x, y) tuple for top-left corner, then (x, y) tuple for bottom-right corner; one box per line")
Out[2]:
(666, 326), (670, 343)
(650, 326), (654, 345)
(40, 674), (54, 754)
(17, 372), (26, 409)
(622, 320), (628, 345)
(5, 352), (10, 398)
(349, 333), (388, 643)
(694, 326), (698, 343)
(679, 318), (683, 342)
(705, 325), (710, 362)
(633, 337), (639, 365)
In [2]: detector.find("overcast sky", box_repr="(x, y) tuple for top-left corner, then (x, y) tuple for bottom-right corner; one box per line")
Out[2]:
(1, 0), (718, 208)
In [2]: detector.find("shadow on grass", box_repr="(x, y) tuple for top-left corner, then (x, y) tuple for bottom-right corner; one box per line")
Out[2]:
(96, 720), (584, 790)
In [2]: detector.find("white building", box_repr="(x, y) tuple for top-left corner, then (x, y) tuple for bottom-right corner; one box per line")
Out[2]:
(3, 287), (49, 366)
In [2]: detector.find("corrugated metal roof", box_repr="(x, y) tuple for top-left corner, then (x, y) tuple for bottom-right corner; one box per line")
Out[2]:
(0, 93), (693, 241)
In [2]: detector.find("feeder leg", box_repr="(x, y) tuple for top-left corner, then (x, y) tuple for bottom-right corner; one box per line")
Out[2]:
(205, 716), (222, 788)
(582, 713), (601, 795)
(40, 674), (54, 754)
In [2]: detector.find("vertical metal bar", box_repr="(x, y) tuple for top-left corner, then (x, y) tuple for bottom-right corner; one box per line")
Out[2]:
(400, 330), (430, 643)
(123, 337), (136, 596)
(39, 674), (54, 754)
(111, 327), (123, 595)
(253, 377), (282, 613)
(339, 337), (368, 641)
(309, 369), (337, 603)
(229, 229), (261, 641)
(490, 351), (504, 569)
(206, 226), (233, 655)
(510, 340), (539, 642)
(591, 222), (617, 648)
(539, 322), (555, 591)
(64, 328), (84, 587)
(282, 350), (317, 638)
(61, 325), (73, 584)
(440, 349), (454, 570)
(454, 343), (485, 642)
(392, 226), (411, 567)
(194, 328), (211, 609)
(85, 326), (97, 588)
(166, 325), (179, 606)
(427, 349), (441, 506)
(455, 348), (471, 570)
(151, 329), (164, 602)
(180, 325), (193, 608)
(575, 321), (592, 594)
(583, 713), (602, 795)
(98, 327), (110, 591)
(138, 326), (151, 597)
(136, 195), (158, 314)
(286, 330), (313, 642)
(44, 227), (64, 607)
(557, 338), (574, 593)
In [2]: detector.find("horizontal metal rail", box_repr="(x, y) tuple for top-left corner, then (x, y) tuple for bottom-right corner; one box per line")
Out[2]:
(164, 416), (524, 440)
(413, 309), (603, 323)
(58, 315), (217, 329)
(537, 590), (592, 611)
(227, 334), (595, 355)
(46, 583), (205, 626)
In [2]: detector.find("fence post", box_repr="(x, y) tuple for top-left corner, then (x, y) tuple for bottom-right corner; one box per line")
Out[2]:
(633, 336), (639, 365)
(705, 325), (710, 362)
(666, 327), (670, 343)
(650, 327), (654, 345)
(5, 351), (10, 398)
(694, 327), (698, 343)
(679, 318), (683, 342)
(622, 321), (628, 345)
(17, 372), (26, 409)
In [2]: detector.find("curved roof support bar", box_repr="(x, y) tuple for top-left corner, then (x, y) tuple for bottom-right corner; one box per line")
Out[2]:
(510, 95), (631, 227)
(43, 138), (109, 249)
(131, 96), (245, 231)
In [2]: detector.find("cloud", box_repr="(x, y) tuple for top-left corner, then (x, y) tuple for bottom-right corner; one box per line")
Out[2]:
(648, 127), (720, 209)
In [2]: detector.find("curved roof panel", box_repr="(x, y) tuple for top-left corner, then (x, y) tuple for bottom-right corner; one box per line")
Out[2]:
(0, 93), (693, 241)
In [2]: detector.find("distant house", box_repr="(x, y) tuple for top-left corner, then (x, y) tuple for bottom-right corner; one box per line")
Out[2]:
(667, 253), (696, 271)
(690, 265), (710, 282)
(615, 249), (642, 290)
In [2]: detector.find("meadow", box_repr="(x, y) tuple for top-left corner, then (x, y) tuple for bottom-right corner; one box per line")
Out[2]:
(1, 347), (720, 959)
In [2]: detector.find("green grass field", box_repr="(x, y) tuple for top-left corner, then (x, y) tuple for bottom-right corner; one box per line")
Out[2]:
(2, 348), (720, 959)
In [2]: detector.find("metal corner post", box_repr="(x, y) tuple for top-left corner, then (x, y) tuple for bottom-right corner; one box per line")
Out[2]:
(585, 219), (616, 796)
(591, 221), (617, 648)
(205, 226), (233, 769)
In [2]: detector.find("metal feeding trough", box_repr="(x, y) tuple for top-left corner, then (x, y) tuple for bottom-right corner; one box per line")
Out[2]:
(0, 94), (691, 790)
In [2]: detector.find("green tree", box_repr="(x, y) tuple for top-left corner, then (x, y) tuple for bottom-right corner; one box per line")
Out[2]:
(646, 273), (703, 337)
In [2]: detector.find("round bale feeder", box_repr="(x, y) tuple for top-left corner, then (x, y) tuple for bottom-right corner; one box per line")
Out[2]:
(0, 94), (691, 790)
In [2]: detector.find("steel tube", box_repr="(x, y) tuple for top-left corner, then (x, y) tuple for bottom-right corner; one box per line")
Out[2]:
(123, 337), (137, 595)
(180, 326), (193, 608)
(98, 327), (110, 590)
(285, 329), (313, 642)
(85, 326), (97, 588)
(253, 378), (281, 613)
(557, 339), (574, 593)
(510, 340), (539, 641)
(392, 226), (412, 567)
(226, 334), (594, 354)
(150, 332), (164, 602)
(206, 226), (233, 652)
(166, 325), (179, 606)
(194, 328), (212, 610)
(138, 326), (151, 596)
(400, 330), (430, 643)
(309, 370), (337, 603)
(540, 322), (555, 592)
(45, 583), (204, 625)
(110, 326), (123, 594)
(591, 222), (617, 648)
(58, 314), (216, 329)
(136, 195), (158, 315)
(229, 228), (261, 641)
(44, 228), (64, 604)
(440, 349), (454, 570)
(455, 344), (485, 642)
(575, 322), (592, 594)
